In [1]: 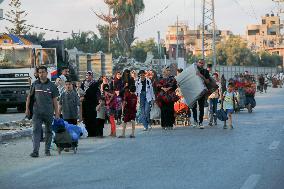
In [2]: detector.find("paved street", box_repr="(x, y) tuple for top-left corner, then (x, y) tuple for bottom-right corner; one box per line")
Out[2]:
(0, 88), (284, 189)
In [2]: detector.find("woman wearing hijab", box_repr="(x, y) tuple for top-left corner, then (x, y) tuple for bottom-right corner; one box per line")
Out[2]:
(156, 67), (179, 130)
(81, 71), (100, 137)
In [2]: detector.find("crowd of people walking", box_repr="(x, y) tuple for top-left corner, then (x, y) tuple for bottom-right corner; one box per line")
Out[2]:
(25, 60), (284, 157)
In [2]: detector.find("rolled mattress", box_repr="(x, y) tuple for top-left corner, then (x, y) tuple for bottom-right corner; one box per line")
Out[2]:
(175, 64), (208, 108)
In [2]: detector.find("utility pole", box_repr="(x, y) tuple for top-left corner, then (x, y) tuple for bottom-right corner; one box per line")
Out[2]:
(176, 16), (179, 60)
(202, 0), (216, 69)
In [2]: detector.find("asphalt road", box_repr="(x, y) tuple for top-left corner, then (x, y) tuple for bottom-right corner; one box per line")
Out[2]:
(0, 88), (284, 189)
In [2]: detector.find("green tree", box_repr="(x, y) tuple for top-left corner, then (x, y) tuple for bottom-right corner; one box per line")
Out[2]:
(216, 36), (259, 66)
(259, 51), (282, 67)
(64, 31), (107, 53)
(186, 52), (202, 64)
(130, 38), (159, 62)
(5, 0), (30, 35)
(113, 0), (145, 54)
(27, 32), (45, 42)
(97, 24), (123, 58)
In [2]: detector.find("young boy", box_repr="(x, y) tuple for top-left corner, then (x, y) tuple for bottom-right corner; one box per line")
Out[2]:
(59, 80), (80, 125)
(222, 83), (237, 129)
(118, 86), (138, 138)
(96, 97), (106, 138)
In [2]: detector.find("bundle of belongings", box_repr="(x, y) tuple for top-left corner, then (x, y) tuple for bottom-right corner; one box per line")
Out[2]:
(176, 64), (218, 108)
(52, 119), (83, 154)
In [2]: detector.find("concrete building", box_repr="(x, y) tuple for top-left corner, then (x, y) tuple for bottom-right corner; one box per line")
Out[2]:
(76, 52), (113, 81)
(165, 22), (187, 59)
(246, 14), (283, 51)
(165, 22), (233, 58)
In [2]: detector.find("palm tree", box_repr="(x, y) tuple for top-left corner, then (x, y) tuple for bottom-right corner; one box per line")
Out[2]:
(113, 0), (145, 55)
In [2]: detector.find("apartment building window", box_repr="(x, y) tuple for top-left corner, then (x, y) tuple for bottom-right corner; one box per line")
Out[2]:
(262, 19), (266, 24)
(270, 21), (276, 25)
(248, 30), (260, 35)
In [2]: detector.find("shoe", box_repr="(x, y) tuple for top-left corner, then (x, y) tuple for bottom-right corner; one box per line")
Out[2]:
(30, 152), (39, 158)
(129, 135), (135, 138)
(214, 121), (217, 126)
(230, 125), (234, 129)
(45, 151), (51, 156)
(192, 121), (198, 128)
(199, 123), (204, 129)
(118, 135), (125, 138)
(143, 128), (148, 131)
(148, 126), (152, 130)
(208, 122), (213, 127)
(223, 125), (227, 129)
(109, 133), (116, 137)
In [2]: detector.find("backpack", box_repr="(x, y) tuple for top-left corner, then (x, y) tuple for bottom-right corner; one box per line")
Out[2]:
(223, 91), (238, 111)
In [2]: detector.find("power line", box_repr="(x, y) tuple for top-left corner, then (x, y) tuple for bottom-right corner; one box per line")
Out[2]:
(1, 1), (173, 36)
(1, 16), (78, 34)
(248, 0), (258, 20)
(232, 0), (258, 21)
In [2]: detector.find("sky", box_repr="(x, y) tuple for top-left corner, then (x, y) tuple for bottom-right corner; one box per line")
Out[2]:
(0, 0), (281, 41)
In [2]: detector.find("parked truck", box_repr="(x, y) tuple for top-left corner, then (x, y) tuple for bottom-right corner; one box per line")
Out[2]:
(0, 42), (57, 113)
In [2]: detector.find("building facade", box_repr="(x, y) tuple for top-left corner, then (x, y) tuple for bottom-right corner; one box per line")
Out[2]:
(165, 22), (233, 59)
(246, 14), (283, 51)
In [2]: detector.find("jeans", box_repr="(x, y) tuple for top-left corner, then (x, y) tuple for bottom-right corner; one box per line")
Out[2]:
(140, 91), (151, 129)
(209, 98), (218, 124)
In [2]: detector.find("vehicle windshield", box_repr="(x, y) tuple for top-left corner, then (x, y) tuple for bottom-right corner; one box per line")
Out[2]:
(0, 48), (33, 69)
(35, 49), (56, 67)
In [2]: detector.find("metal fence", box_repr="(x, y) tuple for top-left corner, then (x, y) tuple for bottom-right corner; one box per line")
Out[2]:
(215, 65), (278, 79)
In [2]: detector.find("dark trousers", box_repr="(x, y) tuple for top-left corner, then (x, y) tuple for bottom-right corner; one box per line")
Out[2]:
(161, 101), (175, 128)
(32, 114), (53, 153)
(95, 118), (105, 137)
(192, 96), (206, 124)
(65, 119), (78, 125)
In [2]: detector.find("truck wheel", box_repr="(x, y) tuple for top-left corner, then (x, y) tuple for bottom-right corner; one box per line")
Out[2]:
(17, 105), (26, 113)
(0, 106), (7, 113)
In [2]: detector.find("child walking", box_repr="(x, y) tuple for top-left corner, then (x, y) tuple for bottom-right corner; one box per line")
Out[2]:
(222, 83), (237, 129)
(103, 84), (117, 137)
(118, 86), (138, 138)
(113, 89), (123, 125)
(96, 97), (106, 138)
(59, 80), (80, 125)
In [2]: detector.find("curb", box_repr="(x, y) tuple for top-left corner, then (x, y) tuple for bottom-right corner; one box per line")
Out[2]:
(0, 120), (33, 142)
(0, 128), (32, 142)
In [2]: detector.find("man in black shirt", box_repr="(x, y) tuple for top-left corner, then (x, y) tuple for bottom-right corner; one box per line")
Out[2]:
(193, 59), (210, 129)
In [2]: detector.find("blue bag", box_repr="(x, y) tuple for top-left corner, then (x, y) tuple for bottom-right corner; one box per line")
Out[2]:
(63, 121), (82, 142)
(217, 108), (228, 121)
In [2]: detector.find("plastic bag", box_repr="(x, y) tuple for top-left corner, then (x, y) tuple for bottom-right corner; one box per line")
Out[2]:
(77, 122), (88, 138)
(150, 102), (161, 120)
